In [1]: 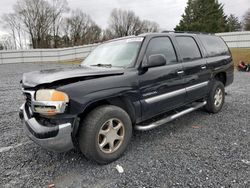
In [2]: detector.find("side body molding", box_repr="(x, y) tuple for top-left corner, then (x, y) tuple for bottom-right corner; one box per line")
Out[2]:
(144, 81), (209, 104)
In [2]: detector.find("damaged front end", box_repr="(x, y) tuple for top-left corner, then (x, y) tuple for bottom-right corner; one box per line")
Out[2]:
(19, 66), (124, 152)
(19, 89), (76, 152)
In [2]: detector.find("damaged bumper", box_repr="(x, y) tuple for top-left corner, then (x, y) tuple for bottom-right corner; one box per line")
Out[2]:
(19, 103), (74, 152)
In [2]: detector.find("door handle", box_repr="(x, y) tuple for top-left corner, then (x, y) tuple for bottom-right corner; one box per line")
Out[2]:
(177, 70), (184, 74)
(201, 65), (207, 70)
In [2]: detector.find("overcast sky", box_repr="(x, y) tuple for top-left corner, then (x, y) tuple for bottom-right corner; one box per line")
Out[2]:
(0, 0), (249, 34)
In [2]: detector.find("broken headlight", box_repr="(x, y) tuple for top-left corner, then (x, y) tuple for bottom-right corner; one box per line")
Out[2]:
(33, 89), (69, 116)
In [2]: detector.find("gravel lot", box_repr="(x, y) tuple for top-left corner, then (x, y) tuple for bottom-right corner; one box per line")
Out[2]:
(0, 63), (249, 188)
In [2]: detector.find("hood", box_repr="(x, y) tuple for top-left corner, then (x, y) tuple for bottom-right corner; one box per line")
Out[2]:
(22, 66), (124, 88)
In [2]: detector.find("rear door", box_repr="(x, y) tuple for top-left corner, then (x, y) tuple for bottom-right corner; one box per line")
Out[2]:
(175, 36), (211, 102)
(198, 35), (233, 82)
(139, 36), (186, 121)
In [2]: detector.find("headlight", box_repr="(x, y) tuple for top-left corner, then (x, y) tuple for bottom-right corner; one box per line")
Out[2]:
(36, 89), (69, 102)
(33, 89), (69, 116)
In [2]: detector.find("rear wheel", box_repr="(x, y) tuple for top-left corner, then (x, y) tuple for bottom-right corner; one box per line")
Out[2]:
(205, 80), (225, 113)
(78, 105), (132, 164)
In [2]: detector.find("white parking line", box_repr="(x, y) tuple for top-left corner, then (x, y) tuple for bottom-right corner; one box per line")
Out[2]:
(0, 141), (31, 153)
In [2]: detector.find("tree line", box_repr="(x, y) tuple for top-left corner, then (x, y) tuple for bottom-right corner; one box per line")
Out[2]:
(1, 0), (250, 50)
(0, 0), (159, 49)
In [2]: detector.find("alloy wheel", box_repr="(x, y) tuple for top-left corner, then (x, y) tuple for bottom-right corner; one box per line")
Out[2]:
(214, 88), (223, 108)
(98, 118), (125, 154)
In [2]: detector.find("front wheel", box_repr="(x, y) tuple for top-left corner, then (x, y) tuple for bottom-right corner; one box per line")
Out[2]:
(205, 80), (225, 113)
(78, 105), (132, 164)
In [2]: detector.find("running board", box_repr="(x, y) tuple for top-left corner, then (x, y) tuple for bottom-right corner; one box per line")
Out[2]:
(135, 101), (207, 131)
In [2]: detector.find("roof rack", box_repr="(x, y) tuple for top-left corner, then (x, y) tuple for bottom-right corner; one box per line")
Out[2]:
(161, 30), (215, 35)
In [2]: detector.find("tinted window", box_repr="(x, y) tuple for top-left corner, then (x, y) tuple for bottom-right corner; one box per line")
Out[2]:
(176, 36), (202, 62)
(146, 37), (177, 65)
(199, 35), (229, 57)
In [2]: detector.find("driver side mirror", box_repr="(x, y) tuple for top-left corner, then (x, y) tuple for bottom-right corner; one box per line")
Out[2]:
(142, 54), (167, 69)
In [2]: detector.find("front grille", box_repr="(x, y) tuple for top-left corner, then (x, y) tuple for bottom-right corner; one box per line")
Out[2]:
(25, 93), (32, 107)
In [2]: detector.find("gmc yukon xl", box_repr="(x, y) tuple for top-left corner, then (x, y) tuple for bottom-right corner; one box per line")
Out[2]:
(19, 32), (234, 164)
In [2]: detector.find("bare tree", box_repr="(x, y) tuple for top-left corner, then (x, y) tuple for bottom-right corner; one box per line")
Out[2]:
(50, 0), (69, 48)
(82, 23), (102, 44)
(14, 0), (54, 48)
(61, 18), (71, 47)
(243, 9), (250, 31)
(65, 9), (101, 46)
(1, 13), (25, 49)
(67, 10), (91, 46)
(108, 9), (141, 38)
(0, 34), (16, 50)
(141, 20), (160, 33)
(101, 29), (114, 41)
(1, 0), (68, 49)
(2, 14), (17, 49)
(1, 2), (160, 48)
(106, 9), (159, 39)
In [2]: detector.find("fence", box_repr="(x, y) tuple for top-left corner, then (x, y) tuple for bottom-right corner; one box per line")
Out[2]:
(216, 31), (250, 48)
(0, 31), (250, 64)
(0, 44), (98, 64)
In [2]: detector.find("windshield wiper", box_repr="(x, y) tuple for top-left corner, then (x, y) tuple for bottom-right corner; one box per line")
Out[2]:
(91, 63), (112, 67)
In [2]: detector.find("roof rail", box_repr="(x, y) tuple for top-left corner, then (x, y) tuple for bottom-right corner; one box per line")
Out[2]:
(161, 30), (175, 33)
(161, 30), (214, 35)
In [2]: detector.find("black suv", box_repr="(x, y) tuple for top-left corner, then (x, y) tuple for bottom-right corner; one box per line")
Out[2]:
(19, 32), (234, 164)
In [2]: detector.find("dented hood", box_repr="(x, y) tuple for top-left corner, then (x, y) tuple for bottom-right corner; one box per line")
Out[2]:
(22, 66), (124, 88)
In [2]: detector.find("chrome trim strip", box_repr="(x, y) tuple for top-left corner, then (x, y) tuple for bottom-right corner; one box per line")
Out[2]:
(186, 81), (209, 92)
(145, 88), (186, 104)
(32, 101), (67, 114)
(144, 81), (209, 104)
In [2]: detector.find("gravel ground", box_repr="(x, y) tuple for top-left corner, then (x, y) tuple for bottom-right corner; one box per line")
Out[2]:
(0, 63), (249, 188)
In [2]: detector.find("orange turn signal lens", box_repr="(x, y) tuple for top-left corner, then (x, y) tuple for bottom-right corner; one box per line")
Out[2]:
(51, 91), (69, 102)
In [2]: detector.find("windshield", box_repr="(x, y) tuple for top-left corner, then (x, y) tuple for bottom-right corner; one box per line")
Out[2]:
(82, 37), (144, 67)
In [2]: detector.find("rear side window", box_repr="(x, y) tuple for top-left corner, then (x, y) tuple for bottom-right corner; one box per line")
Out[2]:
(176, 36), (202, 62)
(199, 35), (230, 57)
(146, 37), (177, 65)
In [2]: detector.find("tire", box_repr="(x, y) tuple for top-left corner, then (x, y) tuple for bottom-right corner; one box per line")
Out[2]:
(205, 80), (225, 113)
(78, 105), (132, 164)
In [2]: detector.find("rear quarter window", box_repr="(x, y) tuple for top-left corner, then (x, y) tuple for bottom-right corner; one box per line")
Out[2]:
(198, 35), (230, 57)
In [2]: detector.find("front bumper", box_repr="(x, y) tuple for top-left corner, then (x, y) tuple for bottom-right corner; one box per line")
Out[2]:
(19, 103), (74, 152)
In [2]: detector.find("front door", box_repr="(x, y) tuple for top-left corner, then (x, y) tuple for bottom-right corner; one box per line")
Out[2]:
(139, 36), (186, 121)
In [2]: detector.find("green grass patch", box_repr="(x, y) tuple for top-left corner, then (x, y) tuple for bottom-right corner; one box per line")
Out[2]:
(60, 59), (83, 65)
(230, 48), (250, 66)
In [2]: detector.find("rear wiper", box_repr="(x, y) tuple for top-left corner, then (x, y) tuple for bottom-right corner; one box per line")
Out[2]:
(91, 64), (112, 67)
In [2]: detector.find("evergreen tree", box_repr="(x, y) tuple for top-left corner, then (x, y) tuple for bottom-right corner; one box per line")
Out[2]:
(175, 0), (228, 33)
(227, 14), (242, 32)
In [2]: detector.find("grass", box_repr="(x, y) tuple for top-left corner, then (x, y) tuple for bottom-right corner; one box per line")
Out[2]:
(230, 48), (250, 66)
(60, 59), (83, 65)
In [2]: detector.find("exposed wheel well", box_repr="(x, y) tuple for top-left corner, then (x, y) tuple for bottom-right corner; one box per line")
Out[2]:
(214, 72), (226, 86)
